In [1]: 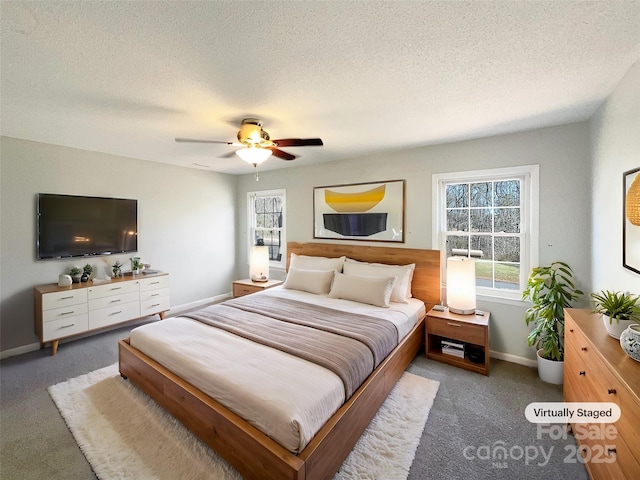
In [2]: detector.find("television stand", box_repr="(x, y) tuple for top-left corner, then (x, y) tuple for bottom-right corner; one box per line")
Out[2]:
(34, 272), (170, 355)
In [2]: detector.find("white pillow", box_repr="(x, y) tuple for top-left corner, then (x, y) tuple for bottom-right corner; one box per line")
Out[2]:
(328, 272), (395, 307)
(343, 260), (415, 303)
(283, 268), (335, 295)
(290, 253), (346, 272)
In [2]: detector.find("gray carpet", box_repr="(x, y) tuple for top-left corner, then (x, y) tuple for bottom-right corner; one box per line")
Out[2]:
(1, 319), (588, 480)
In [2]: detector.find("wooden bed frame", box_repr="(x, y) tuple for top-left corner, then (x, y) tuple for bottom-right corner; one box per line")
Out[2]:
(119, 243), (440, 480)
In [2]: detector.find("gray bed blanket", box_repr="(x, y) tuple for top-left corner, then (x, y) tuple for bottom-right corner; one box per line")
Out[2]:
(184, 295), (398, 398)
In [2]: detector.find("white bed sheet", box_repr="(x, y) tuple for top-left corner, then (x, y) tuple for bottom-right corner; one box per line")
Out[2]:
(129, 288), (425, 453)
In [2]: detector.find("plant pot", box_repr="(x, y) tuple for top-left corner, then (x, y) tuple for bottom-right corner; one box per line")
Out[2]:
(620, 324), (640, 362)
(602, 315), (636, 339)
(536, 349), (564, 385)
(71, 274), (82, 284)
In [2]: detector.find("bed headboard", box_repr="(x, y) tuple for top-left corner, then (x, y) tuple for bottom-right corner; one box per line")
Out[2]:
(287, 242), (441, 311)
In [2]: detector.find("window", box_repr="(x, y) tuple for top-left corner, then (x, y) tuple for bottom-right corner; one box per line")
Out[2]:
(432, 166), (539, 301)
(248, 189), (286, 268)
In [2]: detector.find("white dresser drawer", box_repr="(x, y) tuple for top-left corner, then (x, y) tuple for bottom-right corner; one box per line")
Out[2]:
(87, 281), (139, 300)
(42, 314), (89, 342)
(139, 275), (169, 292)
(42, 303), (89, 323)
(88, 292), (139, 311)
(42, 289), (88, 310)
(140, 287), (170, 303)
(88, 302), (140, 330)
(140, 296), (170, 317)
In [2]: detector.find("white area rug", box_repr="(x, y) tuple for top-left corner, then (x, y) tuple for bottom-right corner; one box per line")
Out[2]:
(49, 364), (439, 480)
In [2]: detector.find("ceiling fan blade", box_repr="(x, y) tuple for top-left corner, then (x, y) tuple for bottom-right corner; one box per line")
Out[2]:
(272, 138), (323, 147)
(175, 137), (234, 144)
(269, 147), (297, 161)
(218, 150), (238, 158)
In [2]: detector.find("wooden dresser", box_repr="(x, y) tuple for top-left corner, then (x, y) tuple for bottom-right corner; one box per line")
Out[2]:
(35, 272), (170, 355)
(564, 308), (640, 479)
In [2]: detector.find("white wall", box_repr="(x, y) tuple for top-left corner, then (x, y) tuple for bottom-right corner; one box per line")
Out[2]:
(236, 122), (592, 363)
(590, 59), (640, 293)
(0, 137), (237, 353)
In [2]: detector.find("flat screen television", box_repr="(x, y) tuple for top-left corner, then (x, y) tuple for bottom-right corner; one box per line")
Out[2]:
(37, 193), (138, 260)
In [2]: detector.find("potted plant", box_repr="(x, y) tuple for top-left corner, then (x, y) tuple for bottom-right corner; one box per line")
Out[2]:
(81, 264), (93, 282)
(112, 261), (123, 278)
(590, 290), (640, 339)
(130, 257), (143, 274)
(522, 261), (583, 384)
(69, 267), (82, 284)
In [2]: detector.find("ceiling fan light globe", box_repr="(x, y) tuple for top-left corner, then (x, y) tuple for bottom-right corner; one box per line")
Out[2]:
(236, 147), (272, 166)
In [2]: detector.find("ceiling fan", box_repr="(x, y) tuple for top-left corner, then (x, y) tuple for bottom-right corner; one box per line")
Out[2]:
(175, 118), (323, 166)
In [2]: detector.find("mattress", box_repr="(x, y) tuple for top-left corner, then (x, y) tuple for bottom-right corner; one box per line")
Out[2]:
(129, 287), (425, 453)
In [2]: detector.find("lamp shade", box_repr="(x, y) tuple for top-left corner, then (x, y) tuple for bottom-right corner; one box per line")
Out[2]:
(446, 256), (476, 315)
(250, 245), (269, 282)
(236, 147), (272, 166)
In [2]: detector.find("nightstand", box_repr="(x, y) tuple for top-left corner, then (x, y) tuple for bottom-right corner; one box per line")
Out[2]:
(425, 307), (490, 376)
(232, 279), (283, 298)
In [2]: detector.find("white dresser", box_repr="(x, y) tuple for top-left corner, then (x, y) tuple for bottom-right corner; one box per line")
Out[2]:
(35, 272), (169, 355)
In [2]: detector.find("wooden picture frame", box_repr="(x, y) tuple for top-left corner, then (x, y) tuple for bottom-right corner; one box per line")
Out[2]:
(623, 167), (640, 274)
(313, 180), (405, 242)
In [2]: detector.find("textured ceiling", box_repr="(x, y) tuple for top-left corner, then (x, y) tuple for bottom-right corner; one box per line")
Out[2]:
(1, 1), (639, 174)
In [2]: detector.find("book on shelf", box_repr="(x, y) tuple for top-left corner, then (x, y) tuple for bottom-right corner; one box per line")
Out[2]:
(441, 339), (465, 358)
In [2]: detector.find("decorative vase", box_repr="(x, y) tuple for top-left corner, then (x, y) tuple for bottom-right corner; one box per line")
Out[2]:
(602, 315), (635, 340)
(536, 349), (564, 385)
(619, 324), (640, 362)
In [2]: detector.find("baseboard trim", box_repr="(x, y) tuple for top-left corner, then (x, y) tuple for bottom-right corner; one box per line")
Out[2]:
(0, 342), (41, 360)
(490, 350), (537, 368)
(166, 293), (231, 316)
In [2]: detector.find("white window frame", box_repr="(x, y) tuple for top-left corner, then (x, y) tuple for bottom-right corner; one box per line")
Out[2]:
(432, 165), (539, 304)
(247, 189), (286, 270)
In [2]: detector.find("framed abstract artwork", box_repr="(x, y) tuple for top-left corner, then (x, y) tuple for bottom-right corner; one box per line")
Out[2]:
(313, 180), (405, 242)
(623, 167), (640, 274)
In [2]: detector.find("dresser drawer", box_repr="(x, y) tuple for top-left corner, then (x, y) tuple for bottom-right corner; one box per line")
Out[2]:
(42, 314), (88, 341)
(233, 284), (260, 297)
(88, 301), (140, 330)
(140, 287), (170, 303)
(140, 296), (170, 317)
(139, 275), (169, 292)
(88, 292), (139, 311)
(41, 289), (88, 310)
(427, 315), (485, 344)
(42, 303), (88, 323)
(87, 281), (139, 299)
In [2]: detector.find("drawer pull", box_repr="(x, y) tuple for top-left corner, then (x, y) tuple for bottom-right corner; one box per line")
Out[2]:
(60, 311), (75, 315)
(151, 293), (160, 297)
(580, 447), (588, 457)
(581, 346), (587, 351)
(150, 281), (160, 285)
(110, 287), (122, 291)
(149, 303), (160, 308)
(110, 299), (121, 303)
(446, 322), (462, 327)
(59, 323), (75, 329)
(569, 328), (574, 332)
(60, 296), (74, 300)
(607, 448), (616, 455)
(608, 388), (616, 395)
(109, 310), (122, 315)
(579, 371), (586, 376)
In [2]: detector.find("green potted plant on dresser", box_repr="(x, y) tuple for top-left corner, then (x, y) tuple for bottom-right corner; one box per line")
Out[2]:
(522, 261), (583, 384)
(590, 290), (640, 339)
